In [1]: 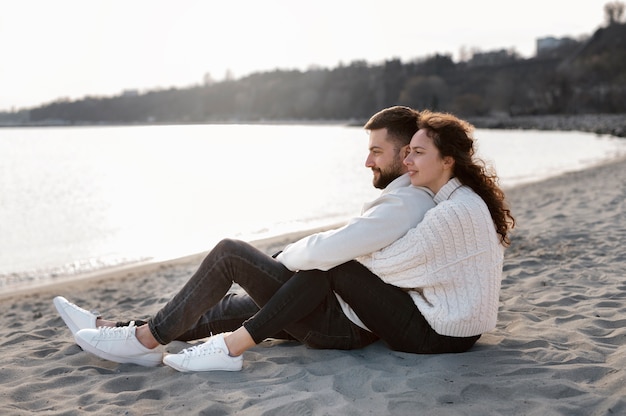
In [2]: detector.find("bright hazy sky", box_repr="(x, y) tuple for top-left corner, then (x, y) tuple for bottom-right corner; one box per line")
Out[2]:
(0, 0), (612, 111)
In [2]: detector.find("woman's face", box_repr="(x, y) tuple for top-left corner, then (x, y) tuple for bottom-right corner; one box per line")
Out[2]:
(403, 129), (454, 194)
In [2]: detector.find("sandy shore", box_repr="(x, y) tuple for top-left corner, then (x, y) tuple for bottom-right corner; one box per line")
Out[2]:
(1, 156), (626, 415)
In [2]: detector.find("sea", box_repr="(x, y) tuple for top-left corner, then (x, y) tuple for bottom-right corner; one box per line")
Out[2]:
(2, 123), (625, 292)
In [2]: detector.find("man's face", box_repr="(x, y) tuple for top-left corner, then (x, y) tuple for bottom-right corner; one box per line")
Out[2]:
(365, 128), (408, 189)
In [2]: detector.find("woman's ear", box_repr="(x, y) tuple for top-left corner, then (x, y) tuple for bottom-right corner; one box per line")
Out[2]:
(443, 156), (455, 169)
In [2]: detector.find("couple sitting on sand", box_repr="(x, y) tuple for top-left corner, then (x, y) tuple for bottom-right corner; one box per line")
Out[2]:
(54, 107), (515, 372)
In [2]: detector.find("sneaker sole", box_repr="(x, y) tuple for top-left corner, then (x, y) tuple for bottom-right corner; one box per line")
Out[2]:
(75, 336), (162, 367)
(163, 355), (242, 372)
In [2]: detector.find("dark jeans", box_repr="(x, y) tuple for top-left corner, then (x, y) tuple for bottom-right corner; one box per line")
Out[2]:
(148, 239), (377, 350)
(170, 292), (295, 343)
(149, 238), (479, 354)
(325, 261), (480, 354)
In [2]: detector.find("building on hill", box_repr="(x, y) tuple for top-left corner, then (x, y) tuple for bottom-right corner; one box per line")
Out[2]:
(536, 36), (578, 57)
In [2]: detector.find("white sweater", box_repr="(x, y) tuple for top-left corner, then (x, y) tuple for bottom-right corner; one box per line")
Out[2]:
(276, 174), (435, 271)
(357, 178), (504, 337)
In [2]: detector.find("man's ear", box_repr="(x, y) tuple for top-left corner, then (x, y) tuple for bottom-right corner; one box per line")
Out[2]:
(402, 144), (411, 157)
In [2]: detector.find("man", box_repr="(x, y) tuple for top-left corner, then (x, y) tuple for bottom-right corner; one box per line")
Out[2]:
(54, 106), (436, 370)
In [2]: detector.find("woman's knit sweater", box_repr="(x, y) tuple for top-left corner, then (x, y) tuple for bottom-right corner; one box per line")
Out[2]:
(357, 178), (504, 337)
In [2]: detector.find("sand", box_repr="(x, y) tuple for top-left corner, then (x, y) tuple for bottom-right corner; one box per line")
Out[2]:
(1, 157), (625, 415)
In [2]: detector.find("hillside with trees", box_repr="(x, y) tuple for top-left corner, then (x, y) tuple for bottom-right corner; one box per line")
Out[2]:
(2, 3), (625, 133)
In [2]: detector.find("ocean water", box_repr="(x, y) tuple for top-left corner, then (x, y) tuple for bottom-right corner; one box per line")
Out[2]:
(1, 124), (625, 291)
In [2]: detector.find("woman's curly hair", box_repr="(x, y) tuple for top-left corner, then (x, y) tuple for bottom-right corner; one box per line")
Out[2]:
(418, 110), (515, 246)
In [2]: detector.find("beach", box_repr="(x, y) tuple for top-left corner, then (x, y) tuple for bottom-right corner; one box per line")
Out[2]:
(1, 156), (625, 415)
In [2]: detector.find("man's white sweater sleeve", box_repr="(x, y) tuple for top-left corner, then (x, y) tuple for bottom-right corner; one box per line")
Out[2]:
(276, 178), (434, 272)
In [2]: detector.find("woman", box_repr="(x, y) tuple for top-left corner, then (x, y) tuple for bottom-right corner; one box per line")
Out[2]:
(61, 110), (514, 371)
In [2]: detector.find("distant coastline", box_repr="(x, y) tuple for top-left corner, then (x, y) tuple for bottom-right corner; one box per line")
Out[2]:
(349, 113), (626, 138)
(467, 113), (626, 138)
(2, 113), (625, 138)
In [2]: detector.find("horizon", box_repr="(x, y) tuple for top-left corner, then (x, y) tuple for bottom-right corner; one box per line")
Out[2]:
(0, 0), (613, 112)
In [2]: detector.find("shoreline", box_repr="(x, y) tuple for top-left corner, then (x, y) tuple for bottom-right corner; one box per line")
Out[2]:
(0, 224), (342, 302)
(3, 147), (625, 300)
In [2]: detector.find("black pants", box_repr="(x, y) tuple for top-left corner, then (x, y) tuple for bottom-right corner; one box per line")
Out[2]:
(149, 239), (377, 350)
(326, 260), (480, 353)
(149, 238), (479, 353)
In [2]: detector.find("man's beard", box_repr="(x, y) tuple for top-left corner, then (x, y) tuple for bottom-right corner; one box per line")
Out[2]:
(372, 159), (405, 189)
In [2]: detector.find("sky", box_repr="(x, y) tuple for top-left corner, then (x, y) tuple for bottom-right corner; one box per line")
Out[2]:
(0, 0), (613, 111)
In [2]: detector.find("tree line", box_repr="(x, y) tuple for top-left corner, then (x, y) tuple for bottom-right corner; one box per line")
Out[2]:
(2, 16), (625, 126)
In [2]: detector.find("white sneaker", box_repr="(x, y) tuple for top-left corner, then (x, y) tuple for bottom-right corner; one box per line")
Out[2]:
(53, 296), (98, 337)
(163, 333), (243, 372)
(75, 322), (162, 367)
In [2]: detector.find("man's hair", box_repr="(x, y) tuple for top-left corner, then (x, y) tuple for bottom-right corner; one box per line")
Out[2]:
(364, 106), (420, 149)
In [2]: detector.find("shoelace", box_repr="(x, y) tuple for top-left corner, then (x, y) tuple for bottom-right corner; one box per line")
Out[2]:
(97, 321), (136, 340)
(180, 340), (222, 358)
